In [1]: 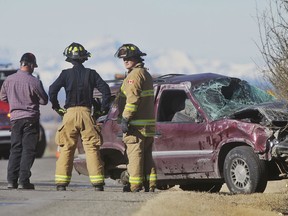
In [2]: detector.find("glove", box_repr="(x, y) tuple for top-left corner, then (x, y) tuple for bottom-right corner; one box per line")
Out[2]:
(121, 118), (129, 133)
(93, 110), (100, 119)
(100, 107), (109, 116)
(55, 108), (67, 116)
(93, 108), (108, 120)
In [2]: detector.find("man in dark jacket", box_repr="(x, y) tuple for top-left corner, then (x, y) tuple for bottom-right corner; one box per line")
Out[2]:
(0, 53), (48, 190)
(49, 42), (111, 191)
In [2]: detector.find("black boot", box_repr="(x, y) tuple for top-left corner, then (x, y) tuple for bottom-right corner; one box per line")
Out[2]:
(94, 185), (104, 191)
(56, 185), (66, 191)
(18, 183), (35, 190)
(123, 184), (131, 192)
(149, 186), (155, 192)
(7, 182), (18, 189)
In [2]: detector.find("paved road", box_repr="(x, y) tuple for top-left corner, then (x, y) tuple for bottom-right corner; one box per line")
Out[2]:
(0, 157), (157, 216)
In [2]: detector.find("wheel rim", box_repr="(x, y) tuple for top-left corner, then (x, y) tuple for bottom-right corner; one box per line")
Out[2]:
(230, 158), (250, 189)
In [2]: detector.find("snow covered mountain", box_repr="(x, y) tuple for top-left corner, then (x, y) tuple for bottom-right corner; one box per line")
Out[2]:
(1, 37), (265, 91)
(0, 36), (269, 128)
(1, 37), (265, 89)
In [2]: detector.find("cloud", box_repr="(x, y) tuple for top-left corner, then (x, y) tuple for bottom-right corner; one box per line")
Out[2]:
(149, 50), (198, 75)
(0, 37), (268, 124)
(0, 48), (14, 65)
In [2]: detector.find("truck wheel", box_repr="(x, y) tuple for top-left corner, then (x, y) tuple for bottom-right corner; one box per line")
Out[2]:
(2, 150), (10, 159)
(223, 146), (267, 194)
(254, 159), (268, 193)
(35, 124), (46, 158)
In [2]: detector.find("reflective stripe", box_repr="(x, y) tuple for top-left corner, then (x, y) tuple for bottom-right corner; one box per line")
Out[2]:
(90, 175), (105, 184)
(129, 176), (143, 184)
(125, 103), (138, 112)
(140, 90), (154, 97)
(129, 119), (155, 126)
(120, 85), (126, 96)
(146, 173), (157, 181)
(55, 175), (71, 183)
(120, 86), (153, 98)
(141, 132), (155, 137)
(129, 119), (155, 137)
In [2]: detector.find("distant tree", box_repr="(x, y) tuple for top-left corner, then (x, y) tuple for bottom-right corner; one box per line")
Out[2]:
(257, 0), (288, 100)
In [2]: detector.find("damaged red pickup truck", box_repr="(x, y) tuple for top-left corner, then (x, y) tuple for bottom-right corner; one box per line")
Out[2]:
(73, 73), (288, 194)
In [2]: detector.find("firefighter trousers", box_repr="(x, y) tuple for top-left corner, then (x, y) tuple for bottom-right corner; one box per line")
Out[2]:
(55, 107), (104, 186)
(124, 129), (156, 191)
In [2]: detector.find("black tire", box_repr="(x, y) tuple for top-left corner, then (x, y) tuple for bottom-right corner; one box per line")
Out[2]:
(35, 124), (46, 158)
(223, 146), (267, 194)
(180, 182), (223, 193)
(1, 145), (11, 159)
(2, 151), (10, 160)
(255, 159), (268, 193)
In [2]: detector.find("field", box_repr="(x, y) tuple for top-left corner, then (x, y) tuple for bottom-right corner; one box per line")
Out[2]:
(134, 181), (288, 216)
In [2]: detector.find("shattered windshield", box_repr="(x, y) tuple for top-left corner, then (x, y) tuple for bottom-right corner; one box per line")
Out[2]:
(192, 77), (276, 120)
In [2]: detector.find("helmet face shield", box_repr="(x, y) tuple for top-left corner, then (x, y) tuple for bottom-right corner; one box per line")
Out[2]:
(114, 44), (146, 59)
(116, 46), (129, 58)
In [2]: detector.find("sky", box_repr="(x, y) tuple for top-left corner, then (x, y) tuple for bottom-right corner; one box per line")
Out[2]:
(0, 0), (271, 87)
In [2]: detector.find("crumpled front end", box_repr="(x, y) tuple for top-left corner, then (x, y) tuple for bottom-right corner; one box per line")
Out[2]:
(272, 132), (288, 156)
(270, 128), (288, 159)
(229, 103), (288, 178)
(268, 126), (288, 178)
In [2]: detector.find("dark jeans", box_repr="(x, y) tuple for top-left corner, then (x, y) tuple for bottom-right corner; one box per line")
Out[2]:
(7, 118), (39, 185)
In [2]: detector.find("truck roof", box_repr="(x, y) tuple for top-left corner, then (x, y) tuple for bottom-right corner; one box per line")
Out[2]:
(93, 72), (229, 98)
(153, 73), (228, 86)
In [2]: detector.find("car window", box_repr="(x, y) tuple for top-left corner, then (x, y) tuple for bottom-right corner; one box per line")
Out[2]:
(157, 89), (202, 123)
(192, 77), (276, 120)
(0, 70), (17, 89)
(171, 99), (203, 123)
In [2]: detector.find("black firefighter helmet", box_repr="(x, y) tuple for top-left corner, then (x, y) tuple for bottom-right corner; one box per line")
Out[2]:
(63, 42), (91, 62)
(114, 43), (146, 59)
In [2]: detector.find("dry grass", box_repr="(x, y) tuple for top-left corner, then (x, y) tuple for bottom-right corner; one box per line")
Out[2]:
(134, 182), (288, 216)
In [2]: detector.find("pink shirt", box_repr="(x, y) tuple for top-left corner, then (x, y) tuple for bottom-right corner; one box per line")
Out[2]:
(0, 70), (48, 121)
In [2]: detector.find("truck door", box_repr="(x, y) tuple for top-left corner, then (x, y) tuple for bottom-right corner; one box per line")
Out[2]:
(153, 84), (215, 177)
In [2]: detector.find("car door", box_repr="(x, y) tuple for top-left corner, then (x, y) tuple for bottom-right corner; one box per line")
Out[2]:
(99, 96), (129, 168)
(153, 84), (215, 177)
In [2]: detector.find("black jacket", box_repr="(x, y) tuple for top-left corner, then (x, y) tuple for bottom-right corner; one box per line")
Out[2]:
(48, 62), (111, 111)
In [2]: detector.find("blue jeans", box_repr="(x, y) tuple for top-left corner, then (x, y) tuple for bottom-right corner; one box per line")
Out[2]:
(7, 118), (39, 185)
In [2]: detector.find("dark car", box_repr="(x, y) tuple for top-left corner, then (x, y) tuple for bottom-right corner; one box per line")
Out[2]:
(73, 73), (288, 194)
(0, 66), (47, 159)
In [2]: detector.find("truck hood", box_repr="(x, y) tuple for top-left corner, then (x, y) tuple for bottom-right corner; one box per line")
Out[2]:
(229, 101), (288, 126)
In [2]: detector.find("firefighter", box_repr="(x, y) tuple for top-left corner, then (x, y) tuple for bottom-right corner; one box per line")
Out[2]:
(49, 42), (111, 191)
(115, 43), (157, 192)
